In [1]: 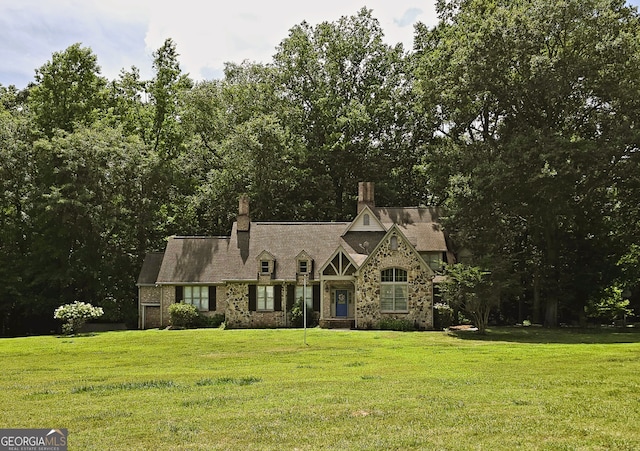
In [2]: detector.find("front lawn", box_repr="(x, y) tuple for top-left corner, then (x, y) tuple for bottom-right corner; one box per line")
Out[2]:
(1, 327), (639, 450)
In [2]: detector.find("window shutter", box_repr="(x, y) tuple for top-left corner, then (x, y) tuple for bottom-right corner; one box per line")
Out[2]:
(271, 260), (277, 279)
(312, 284), (320, 312)
(248, 285), (256, 311)
(287, 285), (295, 310)
(274, 285), (282, 311)
(309, 260), (315, 280)
(175, 286), (183, 303)
(209, 286), (217, 311)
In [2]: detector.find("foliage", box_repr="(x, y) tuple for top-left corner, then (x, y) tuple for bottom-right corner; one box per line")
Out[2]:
(168, 303), (199, 328)
(414, 0), (640, 327)
(290, 297), (317, 328)
(440, 263), (499, 334)
(433, 302), (454, 330)
(194, 313), (225, 329)
(585, 286), (634, 324)
(377, 317), (416, 331)
(1, 4), (639, 336)
(53, 301), (104, 335)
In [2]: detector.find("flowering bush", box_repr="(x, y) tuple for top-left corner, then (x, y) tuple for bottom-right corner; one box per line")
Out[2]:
(54, 301), (104, 335)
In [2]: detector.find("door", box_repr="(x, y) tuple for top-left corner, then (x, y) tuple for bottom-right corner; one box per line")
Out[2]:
(335, 290), (348, 317)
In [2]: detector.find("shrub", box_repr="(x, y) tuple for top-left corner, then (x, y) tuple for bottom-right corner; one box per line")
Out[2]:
(168, 303), (199, 328)
(54, 301), (104, 335)
(378, 317), (415, 331)
(290, 297), (318, 327)
(194, 313), (225, 328)
(434, 302), (454, 330)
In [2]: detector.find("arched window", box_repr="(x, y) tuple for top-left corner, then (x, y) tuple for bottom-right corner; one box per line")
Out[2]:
(390, 235), (398, 250)
(380, 268), (408, 312)
(363, 213), (370, 226)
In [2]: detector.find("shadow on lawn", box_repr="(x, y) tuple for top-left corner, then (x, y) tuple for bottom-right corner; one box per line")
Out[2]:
(449, 326), (640, 344)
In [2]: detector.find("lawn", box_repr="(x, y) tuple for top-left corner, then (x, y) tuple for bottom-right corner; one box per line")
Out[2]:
(1, 327), (639, 450)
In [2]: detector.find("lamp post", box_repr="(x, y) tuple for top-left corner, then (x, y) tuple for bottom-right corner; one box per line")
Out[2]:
(303, 274), (308, 345)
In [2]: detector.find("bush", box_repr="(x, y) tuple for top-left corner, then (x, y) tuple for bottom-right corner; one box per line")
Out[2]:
(194, 313), (225, 328)
(434, 302), (454, 330)
(290, 297), (318, 327)
(168, 303), (199, 328)
(54, 301), (104, 335)
(378, 317), (416, 331)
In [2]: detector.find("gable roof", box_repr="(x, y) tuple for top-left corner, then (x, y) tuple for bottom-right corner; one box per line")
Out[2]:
(137, 252), (165, 286)
(149, 206), (449, 285)
(373, 207), (448, 252)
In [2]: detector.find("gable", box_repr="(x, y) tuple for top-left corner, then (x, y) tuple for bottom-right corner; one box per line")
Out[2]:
(344, 206), (386, 233)
(359, 224), (432, 276)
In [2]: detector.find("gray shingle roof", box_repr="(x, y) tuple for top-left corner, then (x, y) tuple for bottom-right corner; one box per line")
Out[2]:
(150, 207), (449, 284)
(136, 252), (164, 285)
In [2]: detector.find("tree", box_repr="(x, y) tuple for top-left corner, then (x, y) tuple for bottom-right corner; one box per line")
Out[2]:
(440, 263), (499, 334)
(273, 8), (417, 218)
(29, 43), (107, 136)
(414, 0), (640, 326)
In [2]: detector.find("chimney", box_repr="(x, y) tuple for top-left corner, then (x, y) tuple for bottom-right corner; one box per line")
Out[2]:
(357, 182), (375, 213)
(237, 194), (250, 232)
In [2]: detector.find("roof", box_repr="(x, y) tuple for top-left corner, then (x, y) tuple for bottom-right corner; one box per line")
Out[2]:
(374, 207), (448, 252)
(136, 252), (164, 286)
(148, 206), (449, 284)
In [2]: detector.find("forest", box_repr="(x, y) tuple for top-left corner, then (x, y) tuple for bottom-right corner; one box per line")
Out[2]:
(1, 0), (639, 336)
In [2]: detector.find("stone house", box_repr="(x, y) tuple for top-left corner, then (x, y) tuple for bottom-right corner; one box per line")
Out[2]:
(137, 182), (453, 330)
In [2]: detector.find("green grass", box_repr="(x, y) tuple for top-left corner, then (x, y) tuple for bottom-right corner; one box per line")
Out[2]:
(1, 327), (639, 450)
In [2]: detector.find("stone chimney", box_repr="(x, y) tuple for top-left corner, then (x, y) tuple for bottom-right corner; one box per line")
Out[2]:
(237, 194), (250, 232)
(357, 182), (375, 213)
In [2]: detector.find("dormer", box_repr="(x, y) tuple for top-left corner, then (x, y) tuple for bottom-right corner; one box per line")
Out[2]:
(295, 250), (314, 280)
(256, 250), (276, 280)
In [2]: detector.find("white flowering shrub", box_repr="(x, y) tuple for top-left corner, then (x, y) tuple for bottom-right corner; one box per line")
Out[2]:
(54, 301), (104, 335)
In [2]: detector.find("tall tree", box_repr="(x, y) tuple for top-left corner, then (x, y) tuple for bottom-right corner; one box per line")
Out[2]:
(29, 43), (107, 136)
(415, 0), (640, 326)
(273, 8), (415, 218)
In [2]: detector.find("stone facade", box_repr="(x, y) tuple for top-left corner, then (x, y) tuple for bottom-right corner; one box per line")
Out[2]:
(224, 283), (287, 329)
(355, 232), (434, 330)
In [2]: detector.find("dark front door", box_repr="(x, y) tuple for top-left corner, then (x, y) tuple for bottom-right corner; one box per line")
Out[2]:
(335, 290), (348, 317)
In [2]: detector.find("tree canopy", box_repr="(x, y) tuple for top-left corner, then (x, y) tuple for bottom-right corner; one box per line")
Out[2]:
(1, 2), (639, 335)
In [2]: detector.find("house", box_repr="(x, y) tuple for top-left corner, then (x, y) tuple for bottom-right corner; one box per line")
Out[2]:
(137, 182), (453, 330)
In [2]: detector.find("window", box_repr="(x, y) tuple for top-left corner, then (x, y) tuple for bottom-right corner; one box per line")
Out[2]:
(298, 260), (308, 274)
(363, 214), (370, 226)
(183, 286), (209, 311)
(426, 253), (442, 272)
(380, 268), (408, 312)
(260, 260), (270, 274)
(390, 235), (398, 250)
(257, 285), (274, 311)
(295, 285), (313, 309)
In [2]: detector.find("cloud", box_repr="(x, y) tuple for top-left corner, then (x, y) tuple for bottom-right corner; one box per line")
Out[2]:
(395, 8), (424, 28)
(0, 0), (439, 89)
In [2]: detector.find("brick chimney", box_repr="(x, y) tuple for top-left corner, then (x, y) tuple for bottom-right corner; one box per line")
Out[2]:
(357, 182), (375, 213)
(237, 194), (250, 232)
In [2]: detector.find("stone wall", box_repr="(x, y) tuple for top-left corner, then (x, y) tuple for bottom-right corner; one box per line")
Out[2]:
(355, 232), (433, 330)
(224, 283), (286, 328)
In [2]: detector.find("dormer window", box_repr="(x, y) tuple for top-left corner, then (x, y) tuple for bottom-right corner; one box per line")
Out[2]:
(295, 251), (313, 278)
(257, 251), (276, 277)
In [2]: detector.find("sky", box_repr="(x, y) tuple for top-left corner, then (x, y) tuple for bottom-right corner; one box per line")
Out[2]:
(0, 1), (440, 89)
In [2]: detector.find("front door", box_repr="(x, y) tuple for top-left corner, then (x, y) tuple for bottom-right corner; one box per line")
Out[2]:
(335, 290), (348, 317)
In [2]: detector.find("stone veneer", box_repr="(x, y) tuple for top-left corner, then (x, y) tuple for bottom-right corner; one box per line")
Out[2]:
(224, 283), (286, 328)
(355, 232), (434, 330)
